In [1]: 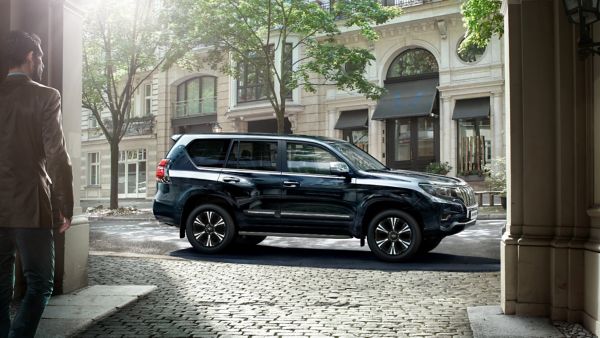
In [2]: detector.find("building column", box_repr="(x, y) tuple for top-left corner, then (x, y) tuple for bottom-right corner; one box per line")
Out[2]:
(583, 22), (600, 334)
(327, 109), (337, 138)
(3, 0), (89, 295)
(368, 105), (383, 162)
(439, 96), (454, 174)
(501, 0), (595, 334)
(491, 92), (505, 158)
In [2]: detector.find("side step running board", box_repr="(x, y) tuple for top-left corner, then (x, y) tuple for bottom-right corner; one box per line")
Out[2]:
(238, 231), (352, 239)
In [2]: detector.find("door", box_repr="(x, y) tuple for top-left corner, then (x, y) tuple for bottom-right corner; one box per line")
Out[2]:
(219, 140), (282, 228)
(280, 141), (355, 234)
(386, 116), (439, 171)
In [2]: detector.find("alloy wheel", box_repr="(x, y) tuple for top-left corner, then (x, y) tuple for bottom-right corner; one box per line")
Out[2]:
(192, 210), (227, 247)
(374, 216), (413, 256)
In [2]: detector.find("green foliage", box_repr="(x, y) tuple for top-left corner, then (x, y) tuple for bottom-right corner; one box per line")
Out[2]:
(460, 0), (503, 52)
(425, 162), (452, 175)
(82, 0), (168, 143)
(165, 0), (401, 133)
(82, 0), (169, 208)
(483, 157), (506, 196)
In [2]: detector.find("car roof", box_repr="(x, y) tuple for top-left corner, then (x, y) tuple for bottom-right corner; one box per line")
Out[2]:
(173, 133), (345, 145)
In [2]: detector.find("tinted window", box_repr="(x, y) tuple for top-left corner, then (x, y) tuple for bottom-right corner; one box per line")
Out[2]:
(287, 143), (338, 175)
(187, 139), (231, 167)
(226, 141), (278, 171)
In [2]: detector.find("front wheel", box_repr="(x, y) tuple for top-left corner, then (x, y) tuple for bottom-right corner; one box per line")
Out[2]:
(186, 204), (235, 254)
(367, 210), (422, 262)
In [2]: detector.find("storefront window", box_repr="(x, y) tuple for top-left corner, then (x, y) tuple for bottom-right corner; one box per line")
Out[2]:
(343, 129), (369, 152)
(457, 118), (491, 176)
(394, 119), (411, 161)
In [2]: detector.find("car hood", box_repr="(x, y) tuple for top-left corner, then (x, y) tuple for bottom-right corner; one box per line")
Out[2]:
(364, 169), (465, 185)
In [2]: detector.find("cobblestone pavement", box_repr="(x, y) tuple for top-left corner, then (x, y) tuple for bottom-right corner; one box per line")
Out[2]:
(78, 253), (500, 338)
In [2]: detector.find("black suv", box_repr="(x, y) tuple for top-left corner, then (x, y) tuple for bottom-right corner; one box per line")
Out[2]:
(153, 133), (477, 262)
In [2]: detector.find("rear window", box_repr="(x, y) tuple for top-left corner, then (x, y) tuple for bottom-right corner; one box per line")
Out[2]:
(226, 140), (278, 171)
(186, 139), (231, 167)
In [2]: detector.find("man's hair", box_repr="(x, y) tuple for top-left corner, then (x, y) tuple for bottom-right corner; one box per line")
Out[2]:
(3, 30), (43, 69)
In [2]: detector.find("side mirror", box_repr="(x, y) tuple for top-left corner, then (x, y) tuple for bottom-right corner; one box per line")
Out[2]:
(330, 161), (350, 176)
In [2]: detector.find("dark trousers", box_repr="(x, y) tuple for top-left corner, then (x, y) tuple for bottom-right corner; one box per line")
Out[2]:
(0, 228), (54, 338)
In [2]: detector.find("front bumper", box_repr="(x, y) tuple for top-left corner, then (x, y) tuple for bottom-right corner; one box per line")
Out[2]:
(427, 203), (478, 236)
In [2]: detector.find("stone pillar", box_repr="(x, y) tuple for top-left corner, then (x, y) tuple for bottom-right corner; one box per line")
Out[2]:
(501, 0), (596, 334)
(491, 92), (505, 158)
(584, 22), (600, 335)
(327, 109), (337, 138)
(367, 105), (383, 162)
(5, 0), (89, 296)
(439, 96), (454, 174)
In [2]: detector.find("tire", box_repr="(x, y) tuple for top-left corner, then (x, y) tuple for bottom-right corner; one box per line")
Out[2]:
(235, 235), (267, 246)
(367, 210), (422, 262)
(418, 237), (443, 254)
(185, 204), (235, 254)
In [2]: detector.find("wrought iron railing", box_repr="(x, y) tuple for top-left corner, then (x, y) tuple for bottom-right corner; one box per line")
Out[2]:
(174, 98), (217, 118)
(316, 0), (437, 11)
(84, 115), (155, 140)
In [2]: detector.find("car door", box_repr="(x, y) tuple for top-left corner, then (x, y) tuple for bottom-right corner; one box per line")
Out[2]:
(280, 141), (356, 234)
(218, 139), (282, 229)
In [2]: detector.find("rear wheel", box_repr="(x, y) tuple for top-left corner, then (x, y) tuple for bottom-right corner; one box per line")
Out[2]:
(235, 235), (267, 246)
(185, 204), (235, 253)
(367, 210), (422, 262)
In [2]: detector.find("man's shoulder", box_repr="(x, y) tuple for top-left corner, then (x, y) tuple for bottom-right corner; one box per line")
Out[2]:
(26, 81), (60, 99)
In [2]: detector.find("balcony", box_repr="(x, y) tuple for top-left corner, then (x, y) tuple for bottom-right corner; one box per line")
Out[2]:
(316, 0), (437, 11)
(125, 115), (155, 137)
(173, 98), (217, 119)
(83, 115), (155, 141)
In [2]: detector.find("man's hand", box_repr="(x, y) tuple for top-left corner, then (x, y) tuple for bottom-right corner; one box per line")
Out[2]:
(58, 213), (72, 234)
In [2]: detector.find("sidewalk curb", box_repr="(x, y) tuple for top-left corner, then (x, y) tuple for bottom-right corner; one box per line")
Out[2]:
(87, 215), (156, 222)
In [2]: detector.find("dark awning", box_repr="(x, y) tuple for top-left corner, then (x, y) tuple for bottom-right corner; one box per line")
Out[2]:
(452, 97), (490, 120)
(372, 78), (438, 120)
(334, 109), (368, 129)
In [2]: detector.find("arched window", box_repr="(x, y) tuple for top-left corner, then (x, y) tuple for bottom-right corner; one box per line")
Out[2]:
(175, 76), (217, 118)
(386, 48), (438, 79)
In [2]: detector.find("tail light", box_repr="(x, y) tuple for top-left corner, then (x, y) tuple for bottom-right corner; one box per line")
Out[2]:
(156, 159), (170, 182)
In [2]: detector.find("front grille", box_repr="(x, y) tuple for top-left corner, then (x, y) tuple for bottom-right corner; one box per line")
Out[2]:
(454, 186), (477, 207)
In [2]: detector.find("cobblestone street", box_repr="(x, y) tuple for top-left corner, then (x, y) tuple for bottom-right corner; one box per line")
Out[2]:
(79, 253), (500, 337)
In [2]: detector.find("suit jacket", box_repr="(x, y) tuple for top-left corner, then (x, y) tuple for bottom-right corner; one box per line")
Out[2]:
(0, 74), (73, 228)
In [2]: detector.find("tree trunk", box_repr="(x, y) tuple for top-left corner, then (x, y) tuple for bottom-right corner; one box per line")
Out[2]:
(276, 103), (286, 135)
(109, 141), (119, 209)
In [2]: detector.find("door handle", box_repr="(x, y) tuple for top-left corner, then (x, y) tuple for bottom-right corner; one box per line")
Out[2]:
(283, 180), (300, 187)
(222, 176), (240, 183)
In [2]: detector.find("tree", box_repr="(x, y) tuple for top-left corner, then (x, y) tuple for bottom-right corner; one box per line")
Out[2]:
(166, 0), (401, 134)
(82, 0), (168, 209)
(460, 0), (504, 51)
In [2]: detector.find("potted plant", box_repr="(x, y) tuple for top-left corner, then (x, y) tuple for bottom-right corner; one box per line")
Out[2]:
(483, 157), (507, 209)
(424, 161), (452, 175)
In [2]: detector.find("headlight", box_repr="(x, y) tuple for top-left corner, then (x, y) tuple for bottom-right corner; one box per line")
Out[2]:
(419, 183), (454, 200)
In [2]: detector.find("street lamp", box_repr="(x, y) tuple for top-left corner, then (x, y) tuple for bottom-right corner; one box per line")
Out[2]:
(563, 0), (600, 57)
(212, 122), (223, 133)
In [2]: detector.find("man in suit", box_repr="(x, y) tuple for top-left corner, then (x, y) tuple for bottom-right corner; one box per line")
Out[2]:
(0, 30), (73, 338)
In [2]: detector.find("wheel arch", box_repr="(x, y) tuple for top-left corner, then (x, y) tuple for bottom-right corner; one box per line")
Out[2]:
(179, 193), (236, 238)
(359, 200), (424, 237)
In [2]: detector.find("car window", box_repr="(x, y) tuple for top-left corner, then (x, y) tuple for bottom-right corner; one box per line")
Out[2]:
(226, 141), (278, 171)
(287, 142), (338, 175)
(186, 139), (231, 167)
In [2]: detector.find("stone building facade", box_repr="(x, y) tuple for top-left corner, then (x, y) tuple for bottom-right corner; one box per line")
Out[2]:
(80, 0), (505, 207)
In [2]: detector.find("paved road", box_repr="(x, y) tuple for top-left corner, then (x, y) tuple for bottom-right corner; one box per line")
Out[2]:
(90, 219), (503, 272)
(81, 219), (503, 337)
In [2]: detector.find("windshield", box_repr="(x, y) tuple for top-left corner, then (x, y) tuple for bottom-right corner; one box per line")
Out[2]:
(328, 141), (388, 171)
